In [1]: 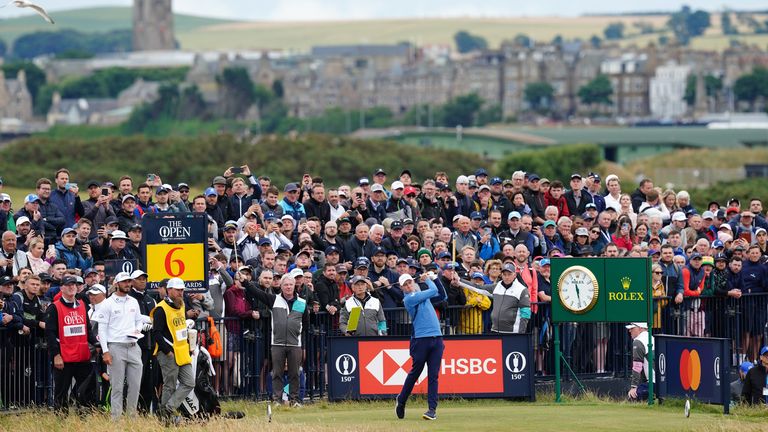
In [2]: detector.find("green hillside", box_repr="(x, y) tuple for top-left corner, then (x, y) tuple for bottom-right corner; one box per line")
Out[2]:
(2, 7), (767, 52)
(0, 6), (232, 45)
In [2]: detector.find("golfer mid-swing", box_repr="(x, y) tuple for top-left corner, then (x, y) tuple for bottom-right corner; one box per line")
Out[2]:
(395, 271), (447, 421)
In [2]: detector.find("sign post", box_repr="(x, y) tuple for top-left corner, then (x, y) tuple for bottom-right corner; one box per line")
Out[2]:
(551, 258), (652, 405)
(141, 213), (209, 293)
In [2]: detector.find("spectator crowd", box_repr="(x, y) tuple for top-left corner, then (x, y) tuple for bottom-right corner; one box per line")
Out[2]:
(2, 165), (768, 415)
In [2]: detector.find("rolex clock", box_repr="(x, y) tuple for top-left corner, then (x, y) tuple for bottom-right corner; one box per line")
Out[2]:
(557, 265), (599, 314)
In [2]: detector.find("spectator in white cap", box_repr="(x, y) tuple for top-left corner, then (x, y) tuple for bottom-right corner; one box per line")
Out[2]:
(14, 216), (33, 251)
(385, 180), (412, 221)
(626, 322), (653, 401)
(105, 229), (133, 260)
(86, 283), (107, 320)
(603, 175), (622, 212)
(454, 175), (474, 217)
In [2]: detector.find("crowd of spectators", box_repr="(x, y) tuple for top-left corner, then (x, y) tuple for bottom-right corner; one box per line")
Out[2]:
(2, 165), (768, 411)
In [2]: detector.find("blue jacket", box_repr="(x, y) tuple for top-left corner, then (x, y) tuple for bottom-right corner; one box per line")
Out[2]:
(38, 199), (65, 241)
(49, 188), (78, 228)
(741, 260), (765, 293)
(478, 235), (500, 261)
(54, 241), (93, 271)
(404, 279), (447, 338)
(279, 198), (306, 222)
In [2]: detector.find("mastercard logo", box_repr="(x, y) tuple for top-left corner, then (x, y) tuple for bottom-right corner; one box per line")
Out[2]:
(679, 349), (701, 391)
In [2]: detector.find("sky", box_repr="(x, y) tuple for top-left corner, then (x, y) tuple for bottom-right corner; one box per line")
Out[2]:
(0, 0), (766, 21)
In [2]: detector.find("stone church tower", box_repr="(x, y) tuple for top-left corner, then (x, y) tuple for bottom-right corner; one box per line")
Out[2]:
(133, 0), (175, 51)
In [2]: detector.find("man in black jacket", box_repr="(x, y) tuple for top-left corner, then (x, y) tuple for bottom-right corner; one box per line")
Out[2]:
(304, 184), (331, 225)
(313, 263), (340, 315)
(564, 174), (593, 217)
(742, 346), (768, 404)
(36, 179), (65, 245)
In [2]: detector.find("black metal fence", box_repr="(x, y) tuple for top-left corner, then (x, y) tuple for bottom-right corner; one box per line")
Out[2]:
(2, 293), (767, 410)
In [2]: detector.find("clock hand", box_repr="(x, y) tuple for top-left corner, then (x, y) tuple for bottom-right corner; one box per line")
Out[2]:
(574, 282), (581, 303)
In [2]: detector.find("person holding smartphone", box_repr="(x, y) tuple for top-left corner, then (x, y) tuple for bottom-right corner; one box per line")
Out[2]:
(612, 216), (635, 251)
(82, 181), (116, 238)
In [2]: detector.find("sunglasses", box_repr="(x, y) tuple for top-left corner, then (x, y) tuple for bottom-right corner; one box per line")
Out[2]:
(652, 271), (662, 274)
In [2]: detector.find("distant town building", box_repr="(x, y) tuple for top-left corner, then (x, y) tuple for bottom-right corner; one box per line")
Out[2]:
(48, 79), (160, 126)
(649, 62), (690, 120)
(34, 41), (768, 123)
(0, 68), (33, 122)
(133, 0), (175, 51)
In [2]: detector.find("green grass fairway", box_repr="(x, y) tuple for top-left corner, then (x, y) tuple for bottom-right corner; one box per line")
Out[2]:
(2, 398), (766, 432)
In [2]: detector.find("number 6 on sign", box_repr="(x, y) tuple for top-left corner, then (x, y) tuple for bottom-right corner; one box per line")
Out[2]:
(164, 247), (186, 277)
(146, 243), (205, 282)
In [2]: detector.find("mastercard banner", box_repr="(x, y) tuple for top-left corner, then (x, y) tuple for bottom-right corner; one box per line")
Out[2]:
(327, 334), (534, 401)
(655, 335), (730, 412)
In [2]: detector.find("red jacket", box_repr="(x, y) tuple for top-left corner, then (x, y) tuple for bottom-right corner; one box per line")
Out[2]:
(544, 192), (570, 218)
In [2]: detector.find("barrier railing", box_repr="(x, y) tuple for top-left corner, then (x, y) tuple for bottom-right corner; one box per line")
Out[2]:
(2, 292), (766, 410)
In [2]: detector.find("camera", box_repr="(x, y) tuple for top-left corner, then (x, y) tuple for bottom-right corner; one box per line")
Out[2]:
(356, 192), (363, 199)
(231, 166), (243, 174)
(348, 210), (358, 218)
(101, 188), (109, 196)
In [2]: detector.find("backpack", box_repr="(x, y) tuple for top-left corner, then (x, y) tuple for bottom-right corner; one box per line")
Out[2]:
(205, 316), (223, 358)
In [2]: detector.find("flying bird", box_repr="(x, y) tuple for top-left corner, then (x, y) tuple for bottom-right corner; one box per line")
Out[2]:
(1, 1), (55, 24)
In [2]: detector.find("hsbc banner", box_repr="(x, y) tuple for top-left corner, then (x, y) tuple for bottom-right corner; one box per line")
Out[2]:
(655, 335), (730, 413)
(328, 335), (534, 401)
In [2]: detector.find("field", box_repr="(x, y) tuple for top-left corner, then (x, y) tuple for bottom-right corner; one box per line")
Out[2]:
(1, 397), (767, 432)
(1, 8), (767, 52)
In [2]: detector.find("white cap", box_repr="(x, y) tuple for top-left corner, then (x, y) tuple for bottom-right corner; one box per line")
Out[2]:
(398, 273), (414, 287)
(371, 183), (384, 193)
(391, 181), (404, 190)
(701, 211), (714, 220)
(288, 268), (304, 278)
(110, 230), (128, 240)
(625, 322), (648, 330)
(87, 284), (106, 295)
(130, 269), (148, 279)
(604, 174), (619, 183)
(672, 212), (687, 222)
(15, 216), (30, 226)
(167, 277), (185, 290)
(114, 272), (133, 283)
(719, 224), (732, 231)
(456, 175), (469, 185)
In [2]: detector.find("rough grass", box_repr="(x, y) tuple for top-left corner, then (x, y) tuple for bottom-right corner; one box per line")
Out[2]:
(2, 395), (767, 432)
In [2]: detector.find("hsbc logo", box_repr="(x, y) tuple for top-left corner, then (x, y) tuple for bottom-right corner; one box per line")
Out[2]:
(357, 339), (507, 395)
(365, 349), (426, 386)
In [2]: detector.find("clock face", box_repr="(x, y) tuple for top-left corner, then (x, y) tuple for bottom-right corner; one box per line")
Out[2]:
(557, 266), (599, 314)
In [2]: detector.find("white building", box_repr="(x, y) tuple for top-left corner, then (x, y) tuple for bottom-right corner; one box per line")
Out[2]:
(649, 63), (691, 120)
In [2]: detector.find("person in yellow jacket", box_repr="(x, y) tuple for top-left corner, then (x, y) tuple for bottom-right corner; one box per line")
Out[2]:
(460, 272), (492, 334)
(150, 277), (195, 419)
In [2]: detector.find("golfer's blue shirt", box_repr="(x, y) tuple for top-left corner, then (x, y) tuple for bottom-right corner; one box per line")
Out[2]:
(404, 279), (446, 338)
